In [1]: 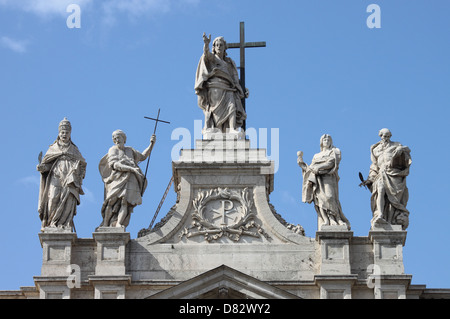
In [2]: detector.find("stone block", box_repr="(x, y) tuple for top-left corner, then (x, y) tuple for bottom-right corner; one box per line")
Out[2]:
(92, 228), (130, 276)
(39, 231), (77, 277)
(316, 226), (354, 275)
(314, 275), (358, 299)
(88, 275), (131, 299)
(368, 225), (407, 275)
(34, 276), (71, 299)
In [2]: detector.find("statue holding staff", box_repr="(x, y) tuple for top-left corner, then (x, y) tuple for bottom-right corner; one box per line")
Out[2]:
(98, 130), (156, 229)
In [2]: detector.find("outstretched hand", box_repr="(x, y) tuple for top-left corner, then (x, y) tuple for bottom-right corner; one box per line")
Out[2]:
(203, 32), (211, 45)
(359, 179), (371, 189)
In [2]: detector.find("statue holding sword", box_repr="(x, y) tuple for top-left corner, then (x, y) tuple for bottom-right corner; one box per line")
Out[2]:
(359, 128), (412, 230)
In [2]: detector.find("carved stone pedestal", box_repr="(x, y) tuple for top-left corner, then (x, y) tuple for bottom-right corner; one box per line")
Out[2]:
(177, 136), (272, 169)
(170, 136), (277, 244)
(368, 224), (411, 299)
(315, 225), (357, 299)
(89, 276), (131, 299)
(89, 227), (131, 299)
(369, 224), (407, 275)
(314, 275), (358, 299)
(35, 229), (77, 299)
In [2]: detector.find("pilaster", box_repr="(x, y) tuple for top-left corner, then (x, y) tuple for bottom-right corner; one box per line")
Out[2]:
(34, 277), (71, 299)
(37, 229), (77, 299)
(368, 224), (407, 275)
(39, 229), (77, 276)
(368, 224), (411, 299)
(315, 225), (357, 299)
(89, 227), (131, 299)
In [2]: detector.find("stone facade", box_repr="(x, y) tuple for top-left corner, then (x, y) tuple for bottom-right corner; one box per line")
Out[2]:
(1, 136), (449, 299)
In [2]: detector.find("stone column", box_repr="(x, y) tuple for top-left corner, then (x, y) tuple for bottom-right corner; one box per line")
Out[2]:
(89, 227), (131, 299)
(35, 229), (77, 299)
(314, 225), (357, 299)
(368, 224), (411, 299)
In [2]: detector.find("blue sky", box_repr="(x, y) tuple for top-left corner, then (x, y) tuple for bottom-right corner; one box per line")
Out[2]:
(1, 0), (449, 292)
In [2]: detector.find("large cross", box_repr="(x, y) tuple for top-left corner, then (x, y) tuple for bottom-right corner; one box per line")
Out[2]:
(141, 108), (170, 195)
(144, 109), (170, 135)
(227, 21), (266, 132)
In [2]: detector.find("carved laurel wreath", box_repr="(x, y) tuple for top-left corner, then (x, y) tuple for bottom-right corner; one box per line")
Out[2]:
(179, 187), (270, 242)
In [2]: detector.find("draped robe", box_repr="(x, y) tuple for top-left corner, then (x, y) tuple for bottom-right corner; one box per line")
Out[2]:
(38, 140), (86, 230)
(301, 147), (350, 228)
(98, 145), (147, 227)
(195, 51), (246, 131)
(368, 141), (411, 229)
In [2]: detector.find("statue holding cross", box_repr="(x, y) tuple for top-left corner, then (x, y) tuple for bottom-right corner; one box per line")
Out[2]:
(195, 22), (266, 135)
(97, 110), (169, 229)
(195, 33), (246, 135)
(98, 130), (156, 229)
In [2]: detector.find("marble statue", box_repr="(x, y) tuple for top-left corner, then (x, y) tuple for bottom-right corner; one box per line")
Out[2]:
(37, 118), (87, 232)
(195, 33), (248, 134)
(98, 130), (156, 229)
(298, 134), (350, 230)
(360, 128), (411, 230)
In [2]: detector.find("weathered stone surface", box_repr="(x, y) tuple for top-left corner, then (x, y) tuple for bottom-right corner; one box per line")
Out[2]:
(37, 118), (86, 232)
(195, 34), (247, 135)
(98, 130), (156, 230)
(298, 134), (350, 231)
(2, 136), (443, 299)
(360, 128), (412, 230)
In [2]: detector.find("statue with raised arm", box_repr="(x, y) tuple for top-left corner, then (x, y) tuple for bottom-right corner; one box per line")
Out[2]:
(98, 130), (156, 229)
(298, 134), (350, 230)
(37, 118), (87, 232)
(195, 33), (247, 135)
(360, 128), (411, 230)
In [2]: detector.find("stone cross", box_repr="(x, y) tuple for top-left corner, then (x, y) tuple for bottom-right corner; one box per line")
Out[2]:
(227, 21), (266, 131)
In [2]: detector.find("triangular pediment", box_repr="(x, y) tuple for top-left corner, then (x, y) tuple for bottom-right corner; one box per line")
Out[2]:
(147, 265), (301, 299)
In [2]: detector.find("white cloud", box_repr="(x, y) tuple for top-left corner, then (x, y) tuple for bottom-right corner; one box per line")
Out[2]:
(1, 36), (29, 53)
(281, 190), (297, 205)
(0, 0), (201, 30)
(16, 175), (40, 187)
(79, 186), (97, 207)
(0, 0), (198, 19)
(0, 0), (92, 17)
(28, 0), (91, 16)
(100, 0), (171, 27)
(104, 0), (171, 15)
